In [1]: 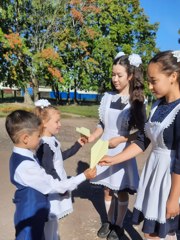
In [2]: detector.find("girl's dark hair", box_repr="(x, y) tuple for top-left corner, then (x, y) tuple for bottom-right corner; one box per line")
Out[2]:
(5, 110), (42, 143)
(149, 50), (180, 88)
(113, 55), (146, 130)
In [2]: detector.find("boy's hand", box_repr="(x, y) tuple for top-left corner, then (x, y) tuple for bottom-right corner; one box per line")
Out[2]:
(78, 136), (88, 146)
(84, 167), (97, 179)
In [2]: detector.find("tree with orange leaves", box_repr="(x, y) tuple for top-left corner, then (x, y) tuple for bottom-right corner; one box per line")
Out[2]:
(0, 0), (158, 105)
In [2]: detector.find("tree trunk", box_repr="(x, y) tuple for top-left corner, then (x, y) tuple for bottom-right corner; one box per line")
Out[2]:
(24, 88), (33, 104)
(55, 85), (63, 105)
(73, 79), (78, 105)
(32, 78), (39, 102)
(66, 88), (70, 105)
(52, 85), (62, 105)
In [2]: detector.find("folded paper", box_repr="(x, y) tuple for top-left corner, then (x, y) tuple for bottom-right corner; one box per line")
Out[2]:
(90, 139), (108, 168)
(76, 127), (90, 137)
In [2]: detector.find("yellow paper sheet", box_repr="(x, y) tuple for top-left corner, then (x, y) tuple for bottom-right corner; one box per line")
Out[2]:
(90, 139), (108, 168)
(76, 127), (90, 137)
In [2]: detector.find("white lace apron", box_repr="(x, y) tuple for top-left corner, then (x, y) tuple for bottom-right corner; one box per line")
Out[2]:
(134, 101), (180, 223)
(91, 92), (139, 191)
(41, 136), (73, 220)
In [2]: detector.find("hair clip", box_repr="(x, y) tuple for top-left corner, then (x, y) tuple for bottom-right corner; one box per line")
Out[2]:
(172, 50), (180, 62)
(128, 53), (142, 67)
(34, 99), (51, 109)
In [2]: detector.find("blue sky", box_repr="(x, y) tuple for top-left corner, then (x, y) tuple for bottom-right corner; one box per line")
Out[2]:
(140, 0), (180, 51)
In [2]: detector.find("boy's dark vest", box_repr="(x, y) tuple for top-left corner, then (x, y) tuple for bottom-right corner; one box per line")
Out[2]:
(10, 152), (50, 227)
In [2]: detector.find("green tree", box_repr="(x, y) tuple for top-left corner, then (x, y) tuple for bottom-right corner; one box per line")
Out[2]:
(92, 0), (159, 89)
(59, 0), (158, 97)
(0, 29), (33, 103)
(0, 0), (67, 103)
(55, 0), (102, 103)
(0, 0), (158, 103)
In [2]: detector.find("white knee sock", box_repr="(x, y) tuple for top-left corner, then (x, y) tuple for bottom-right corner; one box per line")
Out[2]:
(115, 200), (128, 227)
(165, 233), (177, 240)
(105, 199), (115, 224)
(144, 239), (165, 240)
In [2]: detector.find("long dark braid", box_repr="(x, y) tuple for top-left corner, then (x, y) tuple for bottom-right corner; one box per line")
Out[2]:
(113, 54), (146, 130)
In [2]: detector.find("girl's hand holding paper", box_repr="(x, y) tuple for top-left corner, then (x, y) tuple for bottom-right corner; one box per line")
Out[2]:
(98, 155), (115, 166)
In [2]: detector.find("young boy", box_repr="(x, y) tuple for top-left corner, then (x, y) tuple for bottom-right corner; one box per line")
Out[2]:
(5, 109), (96, 240)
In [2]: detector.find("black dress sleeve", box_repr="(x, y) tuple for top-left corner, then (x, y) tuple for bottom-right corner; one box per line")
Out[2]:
(97, 120), (104, 129)
(134, 129), (151, 151)
(62, 141), (82, 161)
(173, 111), (180, 174)
(36, 143), (60, 180)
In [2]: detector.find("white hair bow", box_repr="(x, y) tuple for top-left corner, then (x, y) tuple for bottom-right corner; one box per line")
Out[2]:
(114, 51), (125, 60)
(128, 53), (142, 67)
(172, 50), (180, 62)
(34, 99), (51, 108)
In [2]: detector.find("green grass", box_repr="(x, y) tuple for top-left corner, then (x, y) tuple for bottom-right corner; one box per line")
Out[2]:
(0, 103), (99, 118)
(0, 103), (33, 117)
(58, 105), (99, 118)
(0, 101), (151, 119)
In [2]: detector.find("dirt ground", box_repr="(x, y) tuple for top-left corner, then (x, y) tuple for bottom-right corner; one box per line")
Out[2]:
(0, 116), (179, 240)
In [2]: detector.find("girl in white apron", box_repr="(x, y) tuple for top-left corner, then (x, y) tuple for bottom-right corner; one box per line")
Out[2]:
(34, 100), (95, 240)
(100, 50), (180, 240)
(89, 52), (146, 240)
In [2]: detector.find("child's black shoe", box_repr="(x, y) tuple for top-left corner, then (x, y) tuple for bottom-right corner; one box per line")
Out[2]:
(97, 222), (111, 238)
(107, 225), (124, 240)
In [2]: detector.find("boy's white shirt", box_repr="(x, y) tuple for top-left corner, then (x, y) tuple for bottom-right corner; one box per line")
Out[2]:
(13, 146), (86, 194)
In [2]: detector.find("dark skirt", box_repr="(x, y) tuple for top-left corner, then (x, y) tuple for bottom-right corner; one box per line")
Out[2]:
(132, 208), (180, 238)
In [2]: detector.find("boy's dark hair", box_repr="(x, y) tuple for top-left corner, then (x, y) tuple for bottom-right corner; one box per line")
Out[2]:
(5, 110), (42, 144)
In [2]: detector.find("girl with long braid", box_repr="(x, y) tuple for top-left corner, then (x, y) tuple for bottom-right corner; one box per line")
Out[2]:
(88, 52), (147, 240)
(100, 50), (180, 240)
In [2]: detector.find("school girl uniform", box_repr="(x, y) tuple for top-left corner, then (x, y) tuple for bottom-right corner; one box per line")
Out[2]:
(36, 136), (82, 220)
(91, 91), (146, 193)
(10, 147), (86, 240)
(133, 98), (180, 238)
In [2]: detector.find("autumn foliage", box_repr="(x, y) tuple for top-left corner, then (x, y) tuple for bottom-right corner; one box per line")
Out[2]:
(48, 67), (63, 83)
(71, 8), (83, 23)
(39, 48), (59, 60)
(4, 33), (22, 49)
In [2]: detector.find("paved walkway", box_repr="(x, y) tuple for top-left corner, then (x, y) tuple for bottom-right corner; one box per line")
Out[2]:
(0, 116), (179, 240)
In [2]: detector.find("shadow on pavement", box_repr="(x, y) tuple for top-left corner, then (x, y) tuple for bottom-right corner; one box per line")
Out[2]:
(71, 160), (143, 240)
